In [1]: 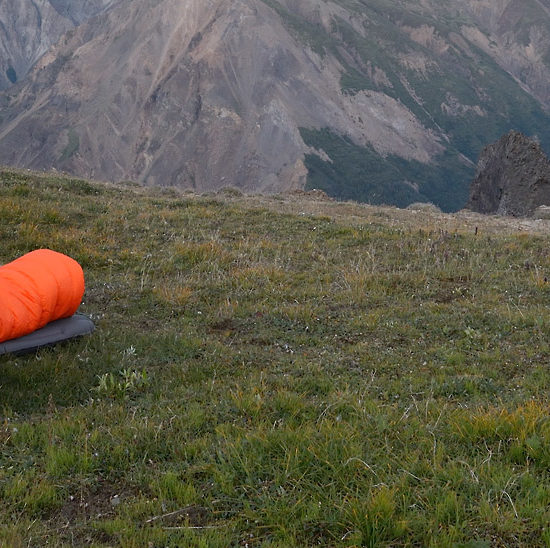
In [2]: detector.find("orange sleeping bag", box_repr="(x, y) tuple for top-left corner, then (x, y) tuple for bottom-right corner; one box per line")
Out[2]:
(0, 249), (85, 343)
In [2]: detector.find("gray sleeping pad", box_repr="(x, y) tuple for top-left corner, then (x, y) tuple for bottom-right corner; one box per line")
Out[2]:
(0, 314), (95, 356)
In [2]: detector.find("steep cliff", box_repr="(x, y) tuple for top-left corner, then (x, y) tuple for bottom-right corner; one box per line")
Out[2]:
(0, 0), (445, 197)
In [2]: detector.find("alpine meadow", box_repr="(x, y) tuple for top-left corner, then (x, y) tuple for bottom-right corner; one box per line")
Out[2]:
(1, 168), (550, 546)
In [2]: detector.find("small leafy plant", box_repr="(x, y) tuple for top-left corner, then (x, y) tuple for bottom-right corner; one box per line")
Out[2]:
(93, 368), (149, 399)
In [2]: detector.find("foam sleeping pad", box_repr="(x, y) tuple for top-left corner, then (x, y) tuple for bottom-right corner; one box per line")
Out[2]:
(0, 249), (85, 343)
(0, 314), (95, 356)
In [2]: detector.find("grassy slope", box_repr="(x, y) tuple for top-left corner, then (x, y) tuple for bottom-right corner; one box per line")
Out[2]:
(1, 169), (550, 547)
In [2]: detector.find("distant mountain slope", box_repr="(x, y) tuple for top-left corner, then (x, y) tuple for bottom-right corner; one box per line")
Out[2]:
(1, 0), (550, 211)
(0, 0), (70, 90)
(0, 0), (118, 90)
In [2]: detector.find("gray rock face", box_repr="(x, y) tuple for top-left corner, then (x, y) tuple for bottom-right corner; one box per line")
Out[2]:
(0, 0), (118, 90)
(467, 131), (550, 217)
(48, 0), (119, 24)
(0, 0), (443, 193)
(0, 0), (70, 90)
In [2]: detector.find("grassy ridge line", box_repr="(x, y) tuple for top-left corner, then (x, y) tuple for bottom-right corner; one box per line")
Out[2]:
(1, 168), (550, 546)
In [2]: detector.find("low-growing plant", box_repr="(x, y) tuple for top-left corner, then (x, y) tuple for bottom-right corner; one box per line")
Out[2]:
(93, 368), (149, 399)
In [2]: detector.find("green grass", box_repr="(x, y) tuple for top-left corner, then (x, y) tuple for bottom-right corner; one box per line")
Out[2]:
(1, 167), (550, 546)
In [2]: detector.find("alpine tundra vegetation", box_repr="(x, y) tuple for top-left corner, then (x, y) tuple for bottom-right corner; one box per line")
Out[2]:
(1, 168), (550, 546)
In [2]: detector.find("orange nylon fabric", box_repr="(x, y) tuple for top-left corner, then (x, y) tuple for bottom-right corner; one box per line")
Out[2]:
(0, 249), (84, 343)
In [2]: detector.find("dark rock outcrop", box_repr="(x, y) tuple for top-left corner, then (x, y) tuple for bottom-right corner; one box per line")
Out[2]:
(467, 131), (550, 217)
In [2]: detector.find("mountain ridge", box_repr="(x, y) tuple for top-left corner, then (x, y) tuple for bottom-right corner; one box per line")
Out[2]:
(2, 0), (550, 211)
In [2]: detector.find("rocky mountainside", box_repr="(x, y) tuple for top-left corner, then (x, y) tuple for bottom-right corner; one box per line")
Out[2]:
(2, 0), (550, 211)
(0, 0), (118, 90)
(467, 131), (550, 216)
